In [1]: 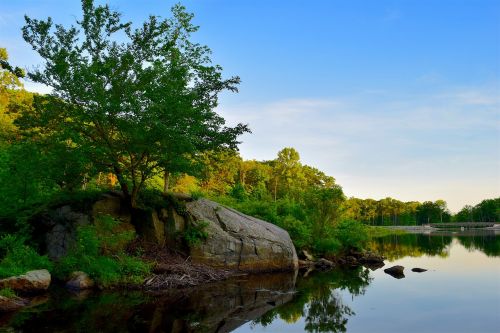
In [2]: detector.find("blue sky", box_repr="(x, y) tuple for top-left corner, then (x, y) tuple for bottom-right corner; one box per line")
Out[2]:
(1, 0), (499, 211)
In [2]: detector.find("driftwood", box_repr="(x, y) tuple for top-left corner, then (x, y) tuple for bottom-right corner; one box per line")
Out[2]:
(135, 241), (233, 290)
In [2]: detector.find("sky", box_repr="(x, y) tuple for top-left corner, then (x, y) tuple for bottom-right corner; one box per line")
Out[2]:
(1, 0), (499, 212)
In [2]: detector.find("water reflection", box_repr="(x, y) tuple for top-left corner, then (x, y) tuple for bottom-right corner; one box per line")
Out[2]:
(1, 231), (499, 333)
(368, 229), (500, 260)
(253, 267), (372, 332)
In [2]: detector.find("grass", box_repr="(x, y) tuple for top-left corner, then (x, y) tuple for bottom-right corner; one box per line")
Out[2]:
(365, 226), (407, 238)
(0, 288), (16, 298)
(0, 234), (53, 278)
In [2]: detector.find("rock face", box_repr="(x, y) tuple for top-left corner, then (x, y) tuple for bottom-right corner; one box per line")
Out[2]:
(66, 271), (95, 290)
(185, 199), (298, 272)
(384, 265), (405, 279)
(0, 270), (51, 293)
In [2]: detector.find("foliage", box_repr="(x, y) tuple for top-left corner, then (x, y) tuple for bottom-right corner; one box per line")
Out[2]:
(21, 1), (249, 207)
(0, 234), (53, 278)
(0, 287), (16, 298)
(55, 215), (150, 287)
(182, 221), (209, 247)
(334, 220), (368, 251)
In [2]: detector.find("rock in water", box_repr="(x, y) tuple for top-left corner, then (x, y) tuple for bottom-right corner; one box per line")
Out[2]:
(384, 265), (405, 279)
(0, 270), (51, 293)
(411, 268), (427, 273)
(66, 271), (95, 290)
(186, 199), (298, 272)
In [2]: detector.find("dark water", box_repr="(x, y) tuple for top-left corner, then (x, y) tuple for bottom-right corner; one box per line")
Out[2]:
(1, 230), (499, 333)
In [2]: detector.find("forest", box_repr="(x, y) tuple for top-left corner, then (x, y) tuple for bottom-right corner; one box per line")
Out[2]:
(0, 1), (499, 268)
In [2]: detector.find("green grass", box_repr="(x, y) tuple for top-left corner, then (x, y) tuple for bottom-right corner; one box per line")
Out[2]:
(365, 226), (407, 238)
(0, 234), (53, 278)
(0, 288), (16, 298)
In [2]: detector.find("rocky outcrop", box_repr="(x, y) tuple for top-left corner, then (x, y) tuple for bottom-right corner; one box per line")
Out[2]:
(0, 270), (51, 293)
(185, 199), (298, 272)
(66, 271), (95, 290)
(384, 265), (405, 279)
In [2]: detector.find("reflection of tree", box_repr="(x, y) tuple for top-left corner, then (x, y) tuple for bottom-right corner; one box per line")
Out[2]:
(305, 290), (353, 332)
(457, 233), (500, 257)
(253, 266), (372, 332)
(368, 234), (452, 260)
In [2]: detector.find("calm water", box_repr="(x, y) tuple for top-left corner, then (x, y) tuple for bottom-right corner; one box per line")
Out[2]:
(1, 230), (499, 333)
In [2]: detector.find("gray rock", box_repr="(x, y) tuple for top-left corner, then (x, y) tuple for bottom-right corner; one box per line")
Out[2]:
(315, 258), (335, 269)
(384, 265), (405, 279)
(0, 270), (51, 293)
(185, 199), (298, 272)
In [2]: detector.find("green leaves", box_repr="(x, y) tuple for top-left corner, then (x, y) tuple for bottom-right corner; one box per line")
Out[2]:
(22, 0), (249, 206)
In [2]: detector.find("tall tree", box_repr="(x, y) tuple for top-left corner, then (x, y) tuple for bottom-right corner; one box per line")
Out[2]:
(21, 0), (249, 207)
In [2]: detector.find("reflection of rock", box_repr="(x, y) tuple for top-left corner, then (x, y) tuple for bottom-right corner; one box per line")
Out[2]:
(384, 265), (405, 279)
(411, 268), (427, 273)
(186, 199), (298, 272)
(0, 270), (51, 293)
(0, 295), (29, 312)
(66, 271), (94, 290)
(363, 261), (385, 271)
(141, 271), (298, 333)
(359, 252), (385, 264)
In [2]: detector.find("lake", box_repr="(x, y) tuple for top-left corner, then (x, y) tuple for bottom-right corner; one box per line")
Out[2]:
(1, 229), (499, 332)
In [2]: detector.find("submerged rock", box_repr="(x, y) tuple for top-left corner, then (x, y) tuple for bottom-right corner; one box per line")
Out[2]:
(384, 265), (405, 279)
(66, 271), (95, 290)
(186, 199), (298, 272)
(0, 270), (51, 293)
(411, 268), (427, 273)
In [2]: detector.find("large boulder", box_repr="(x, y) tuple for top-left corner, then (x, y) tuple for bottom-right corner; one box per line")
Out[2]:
(185, 199), (298, 272)
(0, 270), (51, 293)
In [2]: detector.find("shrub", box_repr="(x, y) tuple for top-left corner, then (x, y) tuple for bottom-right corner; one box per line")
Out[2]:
(0, 288), (16, 298)
(334, 220), (368, 251)
(183, 221), (209, 247)
(0, 234), (53, 278)
(55, 215), (151, 288)
(275, 216), (311, 250)
(312, 237), (342, 255)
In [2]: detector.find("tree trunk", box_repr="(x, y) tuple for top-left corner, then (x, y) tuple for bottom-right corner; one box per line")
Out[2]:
(163, 170), (170, 194)
(113, 165), (131, 205)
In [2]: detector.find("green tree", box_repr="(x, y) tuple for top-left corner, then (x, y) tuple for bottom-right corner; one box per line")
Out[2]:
(21, 0), (249, 208)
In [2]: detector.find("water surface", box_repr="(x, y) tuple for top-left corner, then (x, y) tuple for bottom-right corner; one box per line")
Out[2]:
(1, 230), (499, 332)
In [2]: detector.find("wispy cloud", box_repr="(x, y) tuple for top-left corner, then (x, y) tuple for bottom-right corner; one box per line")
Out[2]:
(219, 84), (500, 211)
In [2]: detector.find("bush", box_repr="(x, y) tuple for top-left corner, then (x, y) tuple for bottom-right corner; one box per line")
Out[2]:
(275, 216), (311, 250)
(0, 288), (16, 298)
(55, 215), (151, 287)
(334, 220), (368, 251)
(312, 237), (342, 255)
(183, 221), (209, 247)
(0, 234), (53, 278)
